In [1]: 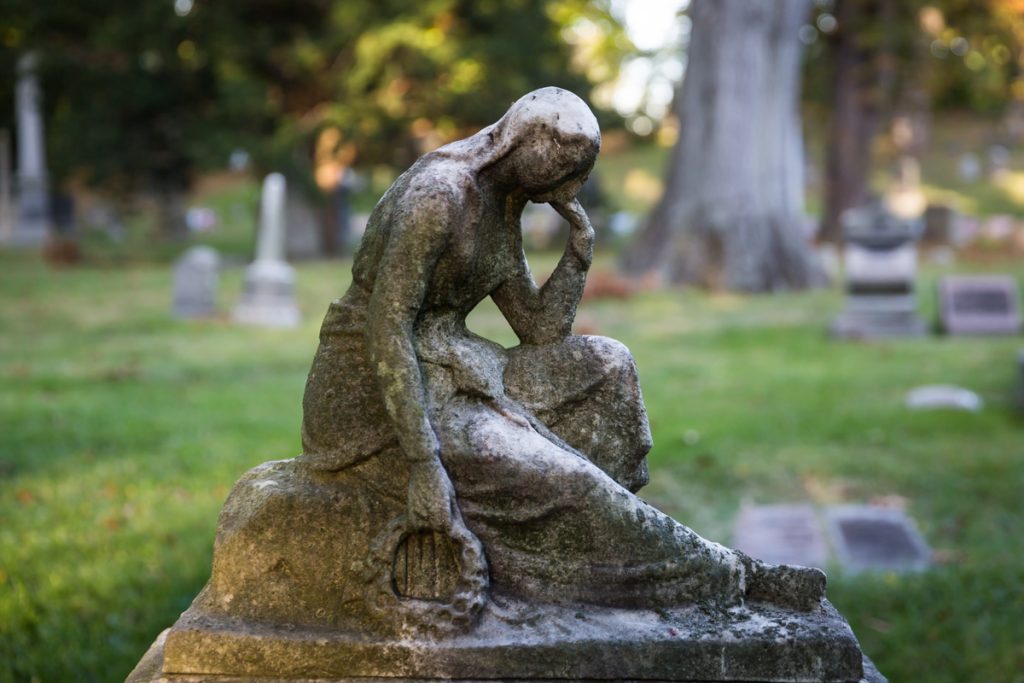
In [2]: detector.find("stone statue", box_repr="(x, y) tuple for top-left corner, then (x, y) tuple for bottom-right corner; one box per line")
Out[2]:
(128, 88), (884, 683)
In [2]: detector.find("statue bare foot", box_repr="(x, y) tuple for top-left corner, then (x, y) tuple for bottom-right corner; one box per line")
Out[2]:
(741, 554), (826, 611)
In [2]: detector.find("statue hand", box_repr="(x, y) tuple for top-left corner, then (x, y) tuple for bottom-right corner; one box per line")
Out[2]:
(551, 199), (594, 268)
(407, 457), (458, 532)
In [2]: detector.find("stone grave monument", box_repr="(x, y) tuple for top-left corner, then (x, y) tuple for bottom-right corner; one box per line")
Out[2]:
(9, 54), (50, 248)
(172, 246), (221, 319)
(831, 199), (927, 338)
(232, 173), (301, 327)
(826, 506), (931, 574)
(130, 88), (885, 683)
(733, 504), (828, 569)
(938, 275), (1022, 335)
(284, 184), (324, 260)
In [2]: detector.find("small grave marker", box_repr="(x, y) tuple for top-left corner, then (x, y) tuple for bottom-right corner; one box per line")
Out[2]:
(826, 506), (930, 573)
(905, 385), (982, 412)
(939, 275), (1021, 335)
(732, 504), (827, 569)
(172, 246), (220, 318)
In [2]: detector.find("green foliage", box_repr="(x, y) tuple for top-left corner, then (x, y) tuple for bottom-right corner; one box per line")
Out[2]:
(0, 0), (628, 203)
(803, 0), (1024, 115)
(2, 249), (1023, 681)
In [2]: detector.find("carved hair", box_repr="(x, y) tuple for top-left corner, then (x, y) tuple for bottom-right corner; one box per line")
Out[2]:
(437, 87), (601, 186)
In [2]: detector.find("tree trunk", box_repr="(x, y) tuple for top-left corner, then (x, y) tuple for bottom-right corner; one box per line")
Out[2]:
(622, 0), (815, 292)
(819, 0), (890, 244)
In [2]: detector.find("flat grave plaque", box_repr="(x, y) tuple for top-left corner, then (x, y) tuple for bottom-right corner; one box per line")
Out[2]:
(826, 506), (931, 573)
(939, 275), (1021, 335)
(733, 504), (828, 569)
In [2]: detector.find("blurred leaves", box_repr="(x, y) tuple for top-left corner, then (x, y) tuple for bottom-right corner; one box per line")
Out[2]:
(0, 0), (627, 200)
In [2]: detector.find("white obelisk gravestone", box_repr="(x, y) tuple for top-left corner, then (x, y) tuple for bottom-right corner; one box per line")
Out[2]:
(232, 173), (301, 327)
(12, 54), (50, 247)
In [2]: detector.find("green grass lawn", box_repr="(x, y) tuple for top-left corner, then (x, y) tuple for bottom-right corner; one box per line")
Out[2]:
(2, 249), (1023, 683)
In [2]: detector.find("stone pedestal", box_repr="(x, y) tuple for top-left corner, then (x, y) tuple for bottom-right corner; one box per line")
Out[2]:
(129, 89), (885, 683)
(127, 459), (885, 683)
(130, 609), (885, 683)
(232, 260), (300, 327)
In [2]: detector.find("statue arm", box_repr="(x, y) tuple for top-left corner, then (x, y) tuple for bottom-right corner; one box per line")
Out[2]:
(366, 198), (451, 466)
(492, 199), (594, 345)
(366, 194), (466, 531)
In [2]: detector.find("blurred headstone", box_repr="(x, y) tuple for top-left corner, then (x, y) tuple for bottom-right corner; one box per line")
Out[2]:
(938, 275), (1022, 335)
(351, 212), (371, 241)
(732, 504), (827, 569)
(327, 168), (364, 256)
(233, 173), (301, 328)
(173, 246), (220, 318)
(11, 54), (50, 248)
(922, 204), (958, 245)
(826, 506), (931, 573)
(904, 385), (982, 412)
(831, 200), (927, 338)
(957, 153), (981, 182)
(284, 186), (323, 260)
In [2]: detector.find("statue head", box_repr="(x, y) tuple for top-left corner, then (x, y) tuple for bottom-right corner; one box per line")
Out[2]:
(485, 87), (601, 201)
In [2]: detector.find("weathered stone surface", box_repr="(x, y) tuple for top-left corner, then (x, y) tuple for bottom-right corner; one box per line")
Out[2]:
(131, 88), (882, 683)
(160, 599), (865, 682)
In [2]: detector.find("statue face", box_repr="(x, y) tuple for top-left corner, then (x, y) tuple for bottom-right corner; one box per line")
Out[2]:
(489, 87), (600, 201)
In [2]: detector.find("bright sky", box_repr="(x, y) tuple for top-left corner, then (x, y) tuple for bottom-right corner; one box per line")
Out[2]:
(610, 0), (690, 126)
(618, 0), (689, 51)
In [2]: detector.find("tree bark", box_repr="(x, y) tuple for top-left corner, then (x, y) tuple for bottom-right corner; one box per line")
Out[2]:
(819, 0), (890, 244)
(622, 0), (815, 292)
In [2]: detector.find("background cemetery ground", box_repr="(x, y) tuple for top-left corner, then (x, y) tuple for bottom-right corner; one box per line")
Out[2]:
(1, 241), (1023, 683)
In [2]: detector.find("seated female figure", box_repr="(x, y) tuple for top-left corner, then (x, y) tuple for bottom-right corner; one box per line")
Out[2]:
(299, 87), (824, 615)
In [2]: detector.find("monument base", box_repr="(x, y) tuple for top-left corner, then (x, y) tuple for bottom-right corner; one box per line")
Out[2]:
(232, 260), (301, 328)
(5, 217), (49, 248)
(830, 298), (928, 339)
(128, 598), (884, 683)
